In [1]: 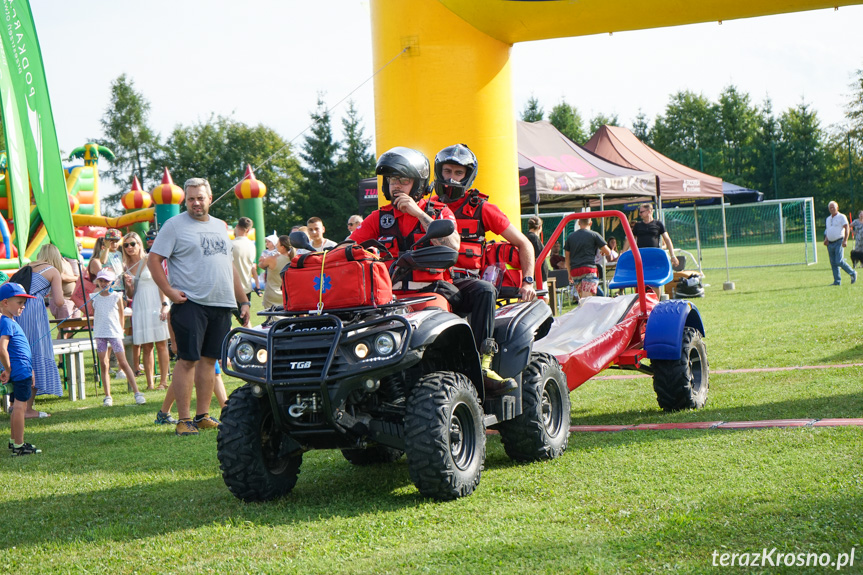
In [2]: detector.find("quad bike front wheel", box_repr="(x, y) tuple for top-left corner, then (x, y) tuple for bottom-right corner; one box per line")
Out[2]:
(405, 371), (486, 501)
(498, 352), (570, 462)
(652, 327), (709, 411)
(217, 385), (302, 502)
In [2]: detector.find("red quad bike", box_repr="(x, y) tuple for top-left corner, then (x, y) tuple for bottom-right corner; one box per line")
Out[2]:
(216, 219), (568, 502)
(532, 211), (709, 410)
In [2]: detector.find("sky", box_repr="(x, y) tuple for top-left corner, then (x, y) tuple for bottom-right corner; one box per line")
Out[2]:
(29, 1), (863, 179)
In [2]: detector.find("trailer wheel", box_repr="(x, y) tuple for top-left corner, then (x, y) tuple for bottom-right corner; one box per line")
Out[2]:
(405, 371), (485, 501)
(217, 386), (302, 502)
(341, 446), (404, 466)
(652, 327), (709, 411)
(498, 353), (570, 462)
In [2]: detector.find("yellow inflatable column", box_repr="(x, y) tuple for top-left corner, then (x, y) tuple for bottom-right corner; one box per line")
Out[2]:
(370, 0), (520, 224)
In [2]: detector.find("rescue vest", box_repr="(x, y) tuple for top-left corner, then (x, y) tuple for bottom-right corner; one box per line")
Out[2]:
(449, 189), (488, 272)
(377, 200), (450, 289)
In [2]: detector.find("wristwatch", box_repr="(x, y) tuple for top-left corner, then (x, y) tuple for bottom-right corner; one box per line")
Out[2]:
(239, 301), (251, 308)
(522, 276), (535, 285)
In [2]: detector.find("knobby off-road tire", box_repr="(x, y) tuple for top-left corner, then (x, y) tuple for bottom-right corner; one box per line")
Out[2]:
(405, 371), (486, 501)
(498, 352), (570, 462)
(217, 385), (302, 502)
(341, 446), (404, 466)
(652, 327), (709, 411)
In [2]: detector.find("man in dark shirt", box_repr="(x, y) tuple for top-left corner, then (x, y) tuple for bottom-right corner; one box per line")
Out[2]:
(564, 218), (612, 300)
(624, 203), (679, 268)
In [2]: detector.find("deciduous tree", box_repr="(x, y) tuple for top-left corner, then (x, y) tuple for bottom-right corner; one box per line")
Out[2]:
(161, 115), (301, 232)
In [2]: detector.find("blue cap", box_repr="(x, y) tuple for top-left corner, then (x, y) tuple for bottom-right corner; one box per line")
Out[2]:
(0, 282), (37, 300)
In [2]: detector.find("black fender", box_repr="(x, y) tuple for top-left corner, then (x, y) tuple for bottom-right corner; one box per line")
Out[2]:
(491, 300), (554, 378)
(644, 300), (706, 360)
(408, 310), (483, 392)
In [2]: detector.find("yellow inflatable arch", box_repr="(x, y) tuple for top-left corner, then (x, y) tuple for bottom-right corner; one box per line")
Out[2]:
(370, 0), (860, 220)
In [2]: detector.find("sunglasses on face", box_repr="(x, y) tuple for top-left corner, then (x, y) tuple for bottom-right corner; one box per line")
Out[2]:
(387, 177), (412, 185)
(123, 243), (138, 248)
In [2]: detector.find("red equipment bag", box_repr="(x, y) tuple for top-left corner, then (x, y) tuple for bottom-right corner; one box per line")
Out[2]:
(483, 241), (522, 289)
(452, 218), (485, 271)
(283, 244), (393, 312)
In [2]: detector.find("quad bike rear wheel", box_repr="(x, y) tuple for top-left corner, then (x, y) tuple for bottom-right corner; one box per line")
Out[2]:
(498, 352), (570, 462)
(217, 386), (302, 502)
(405, 371), (485, 501)
(652, 327), (709, 411)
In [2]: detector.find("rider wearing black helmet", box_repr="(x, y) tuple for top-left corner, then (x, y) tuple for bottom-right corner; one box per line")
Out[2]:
(350, 147), (459, 292)
(431, 144), (538, 395)
(432, 143), (537, 303)
(351, 146), (516, 395)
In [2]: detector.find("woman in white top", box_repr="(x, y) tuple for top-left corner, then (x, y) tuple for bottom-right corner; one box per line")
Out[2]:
(122, 232), (171, 390)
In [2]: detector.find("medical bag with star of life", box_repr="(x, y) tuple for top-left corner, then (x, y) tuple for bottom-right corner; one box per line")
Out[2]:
(282, 243), (393, 312)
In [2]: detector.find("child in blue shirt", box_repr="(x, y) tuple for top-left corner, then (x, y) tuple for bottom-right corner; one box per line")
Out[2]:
(0, 282), (41, 456)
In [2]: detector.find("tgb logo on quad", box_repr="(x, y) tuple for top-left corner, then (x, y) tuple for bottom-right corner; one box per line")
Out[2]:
(289, 361), (312, 370)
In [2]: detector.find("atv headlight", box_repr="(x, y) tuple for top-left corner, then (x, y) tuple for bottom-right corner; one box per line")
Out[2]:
(256, 349), (268, 363)
(354, 342), (370, 359)
(236, 342), (255, 364)
(374, 332), (396, 356)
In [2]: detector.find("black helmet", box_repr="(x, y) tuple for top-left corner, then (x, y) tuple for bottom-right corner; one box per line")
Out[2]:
(433, 143), (477, 203)
(376, 147), (430, 202)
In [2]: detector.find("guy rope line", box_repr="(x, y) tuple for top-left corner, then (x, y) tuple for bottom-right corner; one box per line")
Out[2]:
(210, 46), (410, 208)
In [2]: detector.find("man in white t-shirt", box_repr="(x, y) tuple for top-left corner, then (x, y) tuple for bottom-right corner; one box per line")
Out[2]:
(305, 217), (337, 252)
(823, 200), (857, 286)
(231, 217), (260, 304)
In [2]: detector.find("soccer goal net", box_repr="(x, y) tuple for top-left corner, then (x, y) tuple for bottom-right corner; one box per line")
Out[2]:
(521, 197), (817, 271)
(662, 198), (817, 270)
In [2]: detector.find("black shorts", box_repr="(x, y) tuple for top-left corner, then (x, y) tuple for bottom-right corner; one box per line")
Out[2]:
(10, 378), (32, 402)
(169, 300), (232, 361)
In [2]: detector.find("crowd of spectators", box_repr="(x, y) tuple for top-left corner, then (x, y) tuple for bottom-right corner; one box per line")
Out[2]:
(2, 161), (684, 446)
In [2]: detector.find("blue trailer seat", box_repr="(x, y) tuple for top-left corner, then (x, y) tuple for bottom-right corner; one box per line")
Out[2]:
(607, 248), (673, 290)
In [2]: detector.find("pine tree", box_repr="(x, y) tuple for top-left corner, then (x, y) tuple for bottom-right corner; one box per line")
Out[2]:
(99, 74), (161, 206)
(293, 95), (343, 230)
(847, 66), (863, 141)
(521, 96), (544, 122)
(548, 101), (587, 143)
(336, 100), (375, 221)
(776, 101), (828, 206)
(631, 111), (652, 145)
(753, 98), (781, 199)
(588, 113), (620, 137)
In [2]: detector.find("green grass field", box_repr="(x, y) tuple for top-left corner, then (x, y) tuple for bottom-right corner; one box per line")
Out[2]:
(1, 243), (861, 574)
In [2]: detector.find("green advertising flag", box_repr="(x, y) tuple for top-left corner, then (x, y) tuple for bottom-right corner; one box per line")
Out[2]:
(0, 0), (76, 259)
(0, 37), (31, 265)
